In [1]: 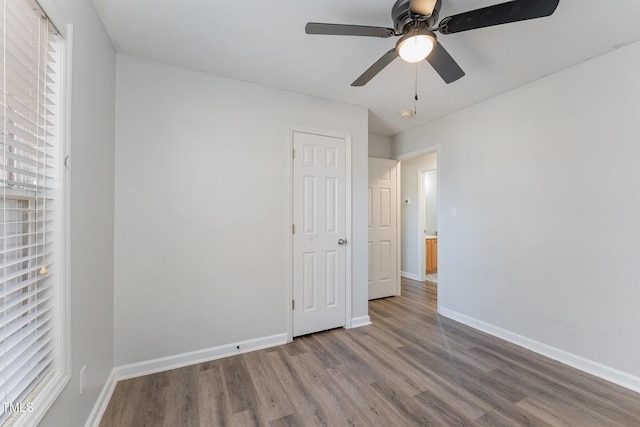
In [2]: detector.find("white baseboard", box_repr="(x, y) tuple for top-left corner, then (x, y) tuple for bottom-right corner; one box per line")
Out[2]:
(84, 333), (288, 427)
(350, 315), (372, 328)
(114, 333), (288, 381)
(401, 271), (421, 281)
(84, 369), (117, 427)
(440, 308), (640, 394)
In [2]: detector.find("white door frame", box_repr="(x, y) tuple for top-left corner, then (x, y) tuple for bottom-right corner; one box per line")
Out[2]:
(287, 126), (353, 342)
(417, 168), (428, 282)
(395, 162), (402, 296)
(394, 144), (441, 313)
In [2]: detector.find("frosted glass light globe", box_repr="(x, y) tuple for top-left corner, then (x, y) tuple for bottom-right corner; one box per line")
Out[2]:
(397, 29), (436, 63)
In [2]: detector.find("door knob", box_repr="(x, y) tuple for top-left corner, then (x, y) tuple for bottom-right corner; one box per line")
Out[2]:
(338, 239), (348, 245)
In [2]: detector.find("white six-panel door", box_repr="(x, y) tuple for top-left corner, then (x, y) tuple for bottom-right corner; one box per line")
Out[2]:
(368, 158), (398, 299)
(292, 131), (346, 336)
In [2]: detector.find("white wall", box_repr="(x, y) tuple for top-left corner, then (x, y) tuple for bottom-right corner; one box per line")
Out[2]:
(114, 55), (368, 366)
(368, 133), (392, 159)
(393, 41), (640, 381)
(399, 153), (437, 278)
(40, 0), (116, 426)
(424, 170), (438, 236)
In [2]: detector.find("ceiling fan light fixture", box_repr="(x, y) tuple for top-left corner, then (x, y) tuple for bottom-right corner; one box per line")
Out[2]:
(397, 28), (436, 63)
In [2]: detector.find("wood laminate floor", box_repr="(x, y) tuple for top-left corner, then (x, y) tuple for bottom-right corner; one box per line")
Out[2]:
(400, 277), (437, 311)
(100, 280), (640, 426)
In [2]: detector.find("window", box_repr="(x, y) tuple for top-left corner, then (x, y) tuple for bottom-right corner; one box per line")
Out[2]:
(1, 0), (68, 425)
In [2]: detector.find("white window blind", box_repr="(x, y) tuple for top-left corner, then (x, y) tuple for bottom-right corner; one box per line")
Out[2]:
(1, 0), (63, 424)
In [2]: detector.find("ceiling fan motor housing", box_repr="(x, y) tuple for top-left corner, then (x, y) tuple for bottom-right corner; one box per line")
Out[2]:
(392, 0), (440, 34)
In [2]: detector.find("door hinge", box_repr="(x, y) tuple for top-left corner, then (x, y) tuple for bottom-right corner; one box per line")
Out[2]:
(292, 148), (295, 159)
(292, 299), (295, 310)
(292, 224), (295, 234)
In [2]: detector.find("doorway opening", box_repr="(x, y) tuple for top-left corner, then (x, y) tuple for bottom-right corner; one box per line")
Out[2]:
(397, 148), (439, 312)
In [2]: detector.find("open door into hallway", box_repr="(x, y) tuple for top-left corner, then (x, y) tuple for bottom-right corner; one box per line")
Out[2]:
(368, 158), (398, 299)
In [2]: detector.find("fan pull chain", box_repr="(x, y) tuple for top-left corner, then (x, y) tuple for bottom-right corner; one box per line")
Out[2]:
(414, 62), (418, 115)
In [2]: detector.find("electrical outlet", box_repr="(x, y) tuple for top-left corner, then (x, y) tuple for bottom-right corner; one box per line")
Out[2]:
(80, 365), (87, 394)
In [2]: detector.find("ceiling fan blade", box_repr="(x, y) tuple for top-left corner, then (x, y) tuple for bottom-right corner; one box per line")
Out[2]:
(305, 22), (394, 38)
(426, 42), (465, 84)
(352, 49), (398, 87)
(409, 0), (438, 17)
(438, 0), (560, 34)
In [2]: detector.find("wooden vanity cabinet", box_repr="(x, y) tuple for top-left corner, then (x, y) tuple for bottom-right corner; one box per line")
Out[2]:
(426, 238), (437, 274)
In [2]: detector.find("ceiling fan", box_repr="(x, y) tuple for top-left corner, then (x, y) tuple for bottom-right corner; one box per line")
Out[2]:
(305, 0), (560, 86)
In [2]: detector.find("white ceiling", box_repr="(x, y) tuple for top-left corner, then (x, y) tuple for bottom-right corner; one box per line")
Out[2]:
(92, 0), (640, 136)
